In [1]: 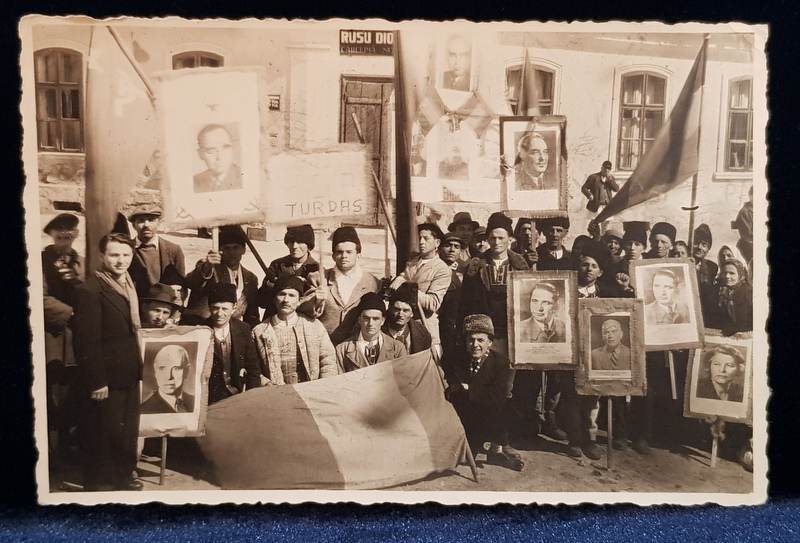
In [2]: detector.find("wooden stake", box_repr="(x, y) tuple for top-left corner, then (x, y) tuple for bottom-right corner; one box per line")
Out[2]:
(668, 351), (677, 400)
(159, 435), (168, 486)
(607, 397), (614, 469)
(710, 435), (718, 468)
(463, 440), (479, 483)
(211, 226), (219, 252)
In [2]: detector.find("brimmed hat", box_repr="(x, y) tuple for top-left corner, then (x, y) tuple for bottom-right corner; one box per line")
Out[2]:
(356, 292), (386, 315)
(285, 224), (315, 249)
(538, 216), (570, 230)
(274, 275), (305, 295)
(141, 283), (182, 308)
(601, 228), (623, 242)
(44, 213), (79, 233)
(207, 282), (237, 306)
(463, 314), (494, 338)
(448, 212), (479, 232)
(331, 226), (361, 252)
(694, 223), (713, 247)
(443, 233), (463, 246)
(622, 221), (649, 245)
(160, 264), (186, 289)
(486, 212), (513, 236)
(127, 204), (162, 222)
(651, 222), (677, 244)
(472, 226), (487, 239)
(390, 282), (419, 310)
(219, 225), (248, 247)
(418, 222), (444, 241)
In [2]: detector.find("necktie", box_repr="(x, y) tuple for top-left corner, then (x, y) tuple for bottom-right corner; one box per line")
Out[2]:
(175, 397), (187, 413)
(610, 349), (618, 368)
(365, 342), (379, 365)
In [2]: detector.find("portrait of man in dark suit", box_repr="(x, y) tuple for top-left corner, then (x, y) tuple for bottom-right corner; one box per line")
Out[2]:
(441, 34), (472, 91)
(519, 281), (566, 343)
(696, 345), (746, 403)
(141, 344), (196, 414)
(514, 130), (558, 191)
(590, 318), (632, 372)
(643, 268), (691, 325)
(193, 123), (243, 193)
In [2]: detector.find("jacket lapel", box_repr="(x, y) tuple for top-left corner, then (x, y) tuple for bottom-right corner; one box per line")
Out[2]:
(158, 241), (170, 274)
(97, 278), (132, 323)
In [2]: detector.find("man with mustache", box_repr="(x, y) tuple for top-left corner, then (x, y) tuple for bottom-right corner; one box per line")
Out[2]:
(126, 204), (186, 301)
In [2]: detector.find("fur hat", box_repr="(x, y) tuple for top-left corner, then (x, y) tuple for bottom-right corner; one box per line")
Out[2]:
(463, 314), (494, 338)
(273, 275), (305, 296)
(622, 221), (649, 245)
(580, 240), (613, 273)
(390, 282), (419, 310)
(651, 222), (677, 244)
(332, 226), (361, 252)
(417, 222), (444, 241)
(285, 224), (315, 250)
(44, 213), (79, 233)
(694, 223), (713, 247)
(486, 212), (513, 236)
(141, 283), (182, 308)
(448, 212), (479, 232)
(538, 216), (570, 231)
(356, 291), (386, 316)
(127, 203), (162, 222)
(219, 225), (248, 247)
(207, 283), (238, 306)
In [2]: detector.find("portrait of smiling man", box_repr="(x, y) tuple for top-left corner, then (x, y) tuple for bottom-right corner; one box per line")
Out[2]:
(519, 281), (566, 343)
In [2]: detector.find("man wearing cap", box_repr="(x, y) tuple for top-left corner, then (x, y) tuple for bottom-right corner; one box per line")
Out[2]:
(645, 222), (676, 259)
(140, 283), (182, 328)
(613, 221), (649, 292)
(469, 226), (490, 257)
(536, 217), (576, 272)
(447, 212), (479, 271)
(512, 217), (539, 269)
(141, 345), (195, 414)
(126, 204), (186, 301)
(390, 223), (452, 349)
(581, 161), (619, 213)
(317, 226), (381, 346)
(602, 227), (624, 261)
(335, 292), (408, 373)
(72, 232), (142, 491)
(184, 225), (259, 328)
(257, 224), (320, 319)
(252, 275), (337, 385)
(439, 232), (464, 357)
(204, 283), (262, 405)
(382, 283), (433, 355)
(442, 314), (522, 471)
(691, 223), (718, 287)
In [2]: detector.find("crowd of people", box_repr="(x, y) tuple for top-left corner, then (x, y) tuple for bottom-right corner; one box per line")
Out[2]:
(41, 186), (754, 490)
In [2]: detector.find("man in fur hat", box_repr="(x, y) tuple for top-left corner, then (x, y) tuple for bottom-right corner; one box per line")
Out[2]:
(335, 292), (408, 373)
(382, 282), (433, 355)
(316, 226), (381, 346)
(257, 223), (321, 319)
(692, 223), (718, 287)
(645, 221), (676, 259)
(443, 314), (523, 471)
(183, 225), (259, 328)
(536, 216), (576, 271)
(126, 204), (186, 300)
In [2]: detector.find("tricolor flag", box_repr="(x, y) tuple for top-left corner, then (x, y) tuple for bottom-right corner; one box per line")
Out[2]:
(516, 48), (540, 116)
(197, 351), (469, 490)
(595, 38), (708, 224)
(84, 26), (157, 269)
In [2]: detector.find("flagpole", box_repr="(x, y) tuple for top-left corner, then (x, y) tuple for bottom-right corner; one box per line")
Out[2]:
(106, 25), (157, 103)
(687, 35), (710, 248)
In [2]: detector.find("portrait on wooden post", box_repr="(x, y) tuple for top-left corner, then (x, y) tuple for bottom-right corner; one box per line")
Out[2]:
(500, 116), (568, 216)
(157, 68), (264, 230)
(576, 298), (646, 397)
(138, 326), (214, 438)
(508, 270), (577, 370)
(685, 333), (753, 424)
(630, 258), (705, 350)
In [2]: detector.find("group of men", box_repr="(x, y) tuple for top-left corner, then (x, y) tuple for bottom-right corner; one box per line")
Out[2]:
(42, 189), (751, 489)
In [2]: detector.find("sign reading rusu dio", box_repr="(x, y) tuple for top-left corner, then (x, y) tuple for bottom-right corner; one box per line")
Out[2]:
(339, 29), (393, 56)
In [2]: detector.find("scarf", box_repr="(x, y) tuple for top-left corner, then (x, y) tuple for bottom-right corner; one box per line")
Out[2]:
(717, 259), (749, 324)
(95, 266), (141, 333)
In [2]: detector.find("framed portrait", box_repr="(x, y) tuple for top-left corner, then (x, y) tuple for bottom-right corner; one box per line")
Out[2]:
(138, 326), (214, 438)
(156, 67), (265, 230)
(434, 33), (477, 94)
(500, 115), (568, 216)
(576, 298), (647, 397)
(684, 333), (753, 424)
(630, 258), (705, 350)
(507, 270), (577, 370)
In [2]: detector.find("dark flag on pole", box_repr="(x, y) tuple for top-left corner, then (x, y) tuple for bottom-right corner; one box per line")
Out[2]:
(516, 47), (540, 117)
(594, 38), (708, 224)
(84, 26), (157, 270)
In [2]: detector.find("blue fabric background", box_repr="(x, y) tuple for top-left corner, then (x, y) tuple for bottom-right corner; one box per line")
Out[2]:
(3, 1), (798, 540)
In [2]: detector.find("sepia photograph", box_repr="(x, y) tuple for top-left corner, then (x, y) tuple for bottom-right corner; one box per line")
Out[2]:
(22, 17), (766, 506)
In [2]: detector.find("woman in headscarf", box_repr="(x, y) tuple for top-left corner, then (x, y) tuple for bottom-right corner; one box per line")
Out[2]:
(716, 244), (744, 270)
(712, 258), (753, 335)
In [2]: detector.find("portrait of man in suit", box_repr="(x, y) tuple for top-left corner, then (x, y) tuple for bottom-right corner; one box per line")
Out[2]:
(441, 34), (472, 91)
(519, 281), (566, 343)
(193, 123), (243, 193)
(514, 130), (557, 191)
(141, 344), (196, 414)
(643, 268), (691, 325)
(591, 318), (632, 372)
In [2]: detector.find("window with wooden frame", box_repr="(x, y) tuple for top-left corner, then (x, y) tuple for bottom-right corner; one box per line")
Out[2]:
(505, 64), (555, 115)
(617, 72), (666, 171)
(34, 48), (84, 152)
(725, 77), (753, 172)
(172, 51), (224, 70)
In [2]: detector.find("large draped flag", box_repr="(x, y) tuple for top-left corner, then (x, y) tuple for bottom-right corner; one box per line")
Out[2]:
(84, 26), (157, 269)
(516, 48), (540, 116)
(196, 350), (469, 490)
(595, 38), (708, 224)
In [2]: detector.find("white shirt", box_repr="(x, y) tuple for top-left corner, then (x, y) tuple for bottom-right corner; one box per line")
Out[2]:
(213, 323), (231, 342)
(271, 313), (300, 328)
(226, 265), (244, 301)
(136, 234), (160, 250)
(333, 265), (364, 304)
(578, 284), (598, 297)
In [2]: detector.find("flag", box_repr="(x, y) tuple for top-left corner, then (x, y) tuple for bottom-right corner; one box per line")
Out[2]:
(84, 26), (157, 270)
(196, 351), (469, 490)
(516, 48), (539, 116)
(595, 38), (708, 224)
(394, 30), (420, 274)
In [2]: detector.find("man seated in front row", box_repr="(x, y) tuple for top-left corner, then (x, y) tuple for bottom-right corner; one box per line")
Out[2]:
(335, 292), (408, 373)
(205, 283), (262, 405)
(141, 345), (195, 414)
(443, 314), (523, 472)
(381, 282), (432, 355)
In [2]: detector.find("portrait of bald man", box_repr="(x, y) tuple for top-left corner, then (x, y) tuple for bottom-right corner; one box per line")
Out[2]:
(141, 344), (196, 414)
(590, 318), (632, 372)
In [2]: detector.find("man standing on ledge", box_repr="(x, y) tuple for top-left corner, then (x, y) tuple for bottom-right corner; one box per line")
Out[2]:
(581, 161), (619, 214)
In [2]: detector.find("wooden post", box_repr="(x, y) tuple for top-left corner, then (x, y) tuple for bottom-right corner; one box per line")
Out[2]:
(463, 441), (479, 483)
(159, 435), (168, 486)
(211, 226), (219, 252)
(384, 223), (391, 279)
(607, 397), (614, 469)
(710, 435), (719, 468)
(668, 351), (677, 400)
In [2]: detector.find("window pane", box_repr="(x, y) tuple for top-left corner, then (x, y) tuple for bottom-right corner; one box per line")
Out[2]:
(729, 112), (749, 140)
(618, 140), (639, 170)
(620, 108), (641, 139)
(506, 68), (521, 102)
(730, 79), (751, 109)
(200, 56), (221, 67)
(728, 142), (747, 170)
(622, 75), (643, 105)
(38, 121), (55, 149)
(61, 89), (81, 119)
(62, 121), (82, 151)
(539, 104), (552, 115)
(37, 89), (58, 120)
(536, 70), (553, 102)
(643, 109), (663, 139)
(173, 56), (196, 69)
(61, 52), (81, 84)
(36, 52), (59, 83)
(645, 76), (665, 106)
